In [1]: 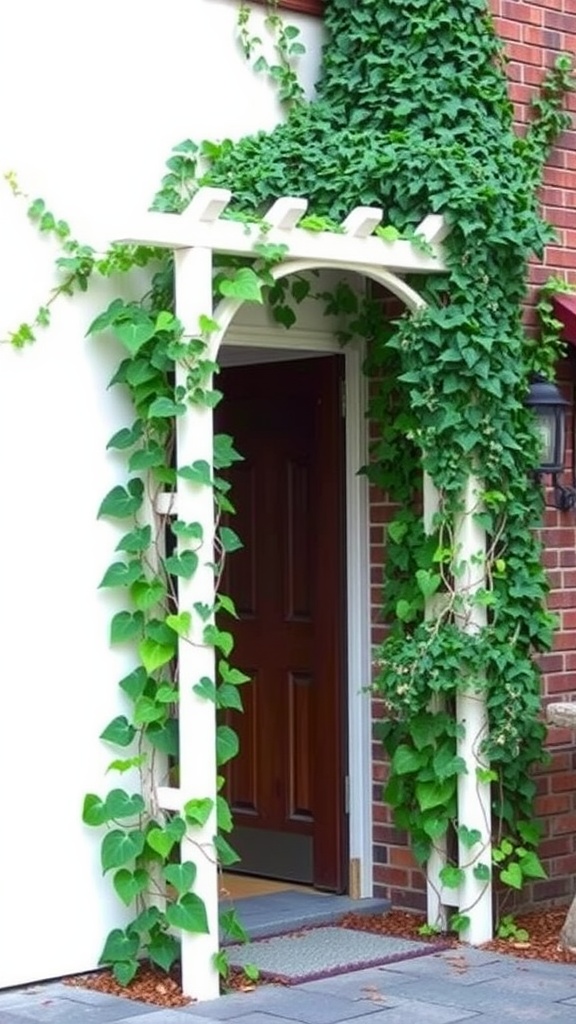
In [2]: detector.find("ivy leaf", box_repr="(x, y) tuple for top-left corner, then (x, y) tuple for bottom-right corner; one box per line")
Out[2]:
(500, 862), (523, 890)
(101, 829), (145, 872)
(106, 422), (143, 450)
(171, 520), (203, 541)
(194, 602), (213, 623)
(392, 745), (427, 775)
(217, 683), (243, 712)
(220, 908), (248, 942)
(178, 460), (212, 486)
(147, 827), (177, 859)
(105, 789), (145, 820)
(131, 578), (167, 612)
(113, 961), (138, 986)
(218, 268), (264, 304)
(473, 863), (491, 882)
(99, 927), (140, 965)
(148, 932), (179, 972)
(216, 595), (238, 620)
(213, 434), (244, 470)
(415, 569), (442, 600)
(146, 719), (179, 756)
(113, 868), (149, 906)
(216, 724), (239, 766)
(166, 612), (192, 637)
(110, 611), (144, 644)
(100, 716), (136, 747)
(214, 834), (240, 867)
(99, 561), (142, 588)
(217, 795), (233, 833)
(82, 794), (108, 827)
(148, 396), (186, 418)
(119, 667), (148, 702)
(219, 661), (250, 685)
(203, 625), (234, 657)
(166, 893), (209, 934)
(218, 527), (243, 553)
(116, 526), (152, 554)
(439, 864), (465, 889)
(156, 683), (179, 703)
(138, 638), (175, 674)
(164, 551), (199, 579)
(184, 797), (214, 827)
(416, 779), (455, 812)
(134, 695), (166, 726)
(457, 825), (482, 849)
(164, 861), (197, 895)
(518, 851), (547, 880)
(129, 444), (166, 471)
(98, 480), (144, 519)
(113, 317), (156, 356)
(193, 677), (217, 702)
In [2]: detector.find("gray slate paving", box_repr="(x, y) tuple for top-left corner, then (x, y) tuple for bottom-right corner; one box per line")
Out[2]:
(4, 946), (576, 1023)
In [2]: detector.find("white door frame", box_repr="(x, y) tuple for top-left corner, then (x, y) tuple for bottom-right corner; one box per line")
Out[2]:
(222, 321), (373, 897)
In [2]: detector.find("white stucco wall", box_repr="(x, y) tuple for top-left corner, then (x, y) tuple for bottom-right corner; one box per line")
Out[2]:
(0, 0), (323, 988)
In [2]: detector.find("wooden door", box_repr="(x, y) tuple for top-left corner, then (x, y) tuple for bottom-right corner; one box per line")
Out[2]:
(216, 356), (346, 892)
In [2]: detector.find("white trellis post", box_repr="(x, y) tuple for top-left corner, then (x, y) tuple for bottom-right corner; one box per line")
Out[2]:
(157, 244), (220, 1001)
(454, 474), (492, 944)
(423, 473), (450, 931)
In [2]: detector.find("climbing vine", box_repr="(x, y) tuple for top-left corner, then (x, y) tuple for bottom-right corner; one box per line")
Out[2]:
(4, 0), (576, 976)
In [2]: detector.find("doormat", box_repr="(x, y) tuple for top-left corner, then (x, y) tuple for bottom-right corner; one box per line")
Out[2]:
(226, 925), (449, 984)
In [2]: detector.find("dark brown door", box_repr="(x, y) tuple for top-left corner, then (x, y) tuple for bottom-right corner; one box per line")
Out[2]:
(216, 355), (346, 892)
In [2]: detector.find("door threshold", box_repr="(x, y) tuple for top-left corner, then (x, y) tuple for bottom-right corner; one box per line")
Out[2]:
(219, 880), (390, 943)
(220, 872), (318, 901)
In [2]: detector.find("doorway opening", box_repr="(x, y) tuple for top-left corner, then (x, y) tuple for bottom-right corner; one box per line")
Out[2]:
(216, 353), (347, 892)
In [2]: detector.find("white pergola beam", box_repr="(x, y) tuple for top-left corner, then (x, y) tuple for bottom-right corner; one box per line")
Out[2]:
(120, 188), (448, 273)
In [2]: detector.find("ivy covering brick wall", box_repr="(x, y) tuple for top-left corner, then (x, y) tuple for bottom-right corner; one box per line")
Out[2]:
(371, 0), (576, 912)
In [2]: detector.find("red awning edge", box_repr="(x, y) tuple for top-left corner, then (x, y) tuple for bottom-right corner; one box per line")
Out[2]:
(552, 293), (576, 346)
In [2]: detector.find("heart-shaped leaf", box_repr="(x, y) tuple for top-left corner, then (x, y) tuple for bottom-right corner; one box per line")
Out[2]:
(147, 827), (177, 859)
(163, 861), (197, 896)
(113, 318), (156, 356)
(100, 716), (136, 748)
(148, 932), (179, 972)
(100, 927), (139, 965)
(82, 793), (107, 827)
(166, 893), (209, 934)
(184, 798), (214, 828)
(138, 638), (175, 674)
(113, 867), (149, 906)
(101, 829), (145, 873)
(164, 551), (199, 580)
(166, 612), (192, 637)
(110, 611), (144, 645)
(105, 789), (145, 820)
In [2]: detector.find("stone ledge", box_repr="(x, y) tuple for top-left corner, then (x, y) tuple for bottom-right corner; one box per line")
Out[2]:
(546, 702), (576, 729)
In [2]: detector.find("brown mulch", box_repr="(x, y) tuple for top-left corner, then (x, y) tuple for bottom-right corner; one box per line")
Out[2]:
(65, 906), (576, 1010)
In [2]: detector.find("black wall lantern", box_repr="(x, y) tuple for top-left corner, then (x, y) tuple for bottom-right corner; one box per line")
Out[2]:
(525, 376), (576, 511)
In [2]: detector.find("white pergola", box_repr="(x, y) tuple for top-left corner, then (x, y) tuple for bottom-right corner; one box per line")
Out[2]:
(120, 187), (492, 1000)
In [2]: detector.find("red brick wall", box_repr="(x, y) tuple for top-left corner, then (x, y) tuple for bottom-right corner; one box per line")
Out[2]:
(371, 1), (576, 911)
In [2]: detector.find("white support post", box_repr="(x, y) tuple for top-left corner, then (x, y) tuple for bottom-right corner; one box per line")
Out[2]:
(173, 246), (219, 1001)
(454, 475), (492, 945)
(423, 473), (449, 931)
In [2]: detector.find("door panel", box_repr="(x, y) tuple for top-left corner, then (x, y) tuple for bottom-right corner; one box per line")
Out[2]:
(216, 356), (346, 891)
